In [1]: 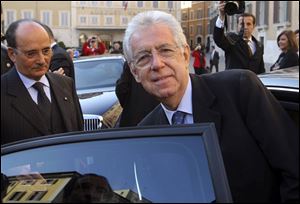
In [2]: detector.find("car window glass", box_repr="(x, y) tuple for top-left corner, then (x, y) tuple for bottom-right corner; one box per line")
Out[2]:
(74, 59), (123, 90)
(1, 136), (215, 203)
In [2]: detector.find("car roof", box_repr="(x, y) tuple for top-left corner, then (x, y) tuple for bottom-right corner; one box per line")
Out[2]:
(258, 66), (299, 90)
(74, 54), (125, 63)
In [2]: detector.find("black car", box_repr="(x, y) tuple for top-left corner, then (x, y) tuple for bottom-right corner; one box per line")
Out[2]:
(1, 124), (232, 203)
(258, 66), (299, 126)
(74, 55), (125, 130)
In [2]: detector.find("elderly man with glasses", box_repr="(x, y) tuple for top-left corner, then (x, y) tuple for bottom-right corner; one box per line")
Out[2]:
(123, 10), (298, 202)
(1, 19), (83, 144)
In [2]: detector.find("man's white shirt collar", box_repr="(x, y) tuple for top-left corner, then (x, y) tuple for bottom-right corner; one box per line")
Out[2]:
(50, 42), (56, 48)
(161, 76), (193, 124)
(17, 70), (51, 103)
(17, 71), (50, 89)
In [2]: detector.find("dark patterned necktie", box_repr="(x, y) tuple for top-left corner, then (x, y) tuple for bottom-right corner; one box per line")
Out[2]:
(32, 82), (51, 120)
(172, 111), (186, 125)
(245, 39), (253, 57)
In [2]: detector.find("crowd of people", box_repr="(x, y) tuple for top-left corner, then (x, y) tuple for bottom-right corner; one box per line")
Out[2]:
(1, 1), (299, 202)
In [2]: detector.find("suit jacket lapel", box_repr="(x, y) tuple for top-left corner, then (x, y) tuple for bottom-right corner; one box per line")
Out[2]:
(7, 68), (51, 135)
(157, 106), (169, 125)
(252, 36), (263, 59)
(190, 75), (222, 136)
(47, 73), (73, 131)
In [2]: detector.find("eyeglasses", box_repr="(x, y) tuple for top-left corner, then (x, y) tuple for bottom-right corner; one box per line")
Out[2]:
(13, 47), (52, 59)
(131, 44), (179, 70)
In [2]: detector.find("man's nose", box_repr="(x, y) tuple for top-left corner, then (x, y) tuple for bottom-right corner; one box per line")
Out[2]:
(150, 51), (164, 70)
(36, 51), (47, 63)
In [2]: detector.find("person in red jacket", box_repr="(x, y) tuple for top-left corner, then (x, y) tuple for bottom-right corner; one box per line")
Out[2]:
(191, 44), (207, 75)
(82, 36), (106, 56)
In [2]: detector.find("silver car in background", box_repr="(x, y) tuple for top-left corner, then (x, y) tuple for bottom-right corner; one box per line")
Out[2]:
(74, 55), (125, 130)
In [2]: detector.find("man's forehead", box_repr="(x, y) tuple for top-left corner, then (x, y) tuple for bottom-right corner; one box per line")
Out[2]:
(16, 22), (50, 47)
(239, 16), (253, 23)
(131, 25), (175, 51)
(17, 21), (43, 32)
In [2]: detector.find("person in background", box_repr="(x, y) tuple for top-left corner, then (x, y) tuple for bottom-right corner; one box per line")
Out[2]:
(42, 24), (75, 80)
(1, 36), (13, 76)
(82, 36), (106, 56)
(66, 48), (74, 60)
(1, 19), (83, 145)
(110, 42), (122, 54)
(191, 44), (207, 75)
(270, 30), (299, 71)
(213, 1), (265, 74)
(209, 45), (220, 73)
(73, 49), (80, 59)
(122, 10), (298, 202)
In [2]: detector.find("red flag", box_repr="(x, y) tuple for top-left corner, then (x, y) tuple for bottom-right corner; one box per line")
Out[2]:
(123, 1), (128, 11)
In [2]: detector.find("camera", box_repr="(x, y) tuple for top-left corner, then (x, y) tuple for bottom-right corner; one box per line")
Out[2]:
(224, 1), (245, 16)
(90, 36), (97, 43)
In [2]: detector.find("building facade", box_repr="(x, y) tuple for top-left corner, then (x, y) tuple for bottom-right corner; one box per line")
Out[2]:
(181, 1), (211, 50)
(2, 1), (181, 49)
(2, 1), (72, 46)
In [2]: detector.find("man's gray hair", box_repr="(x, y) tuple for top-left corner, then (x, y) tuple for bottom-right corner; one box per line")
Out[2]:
(123, 10), (187, 62)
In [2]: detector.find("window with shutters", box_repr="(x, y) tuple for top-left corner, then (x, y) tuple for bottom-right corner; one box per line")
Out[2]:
(6, 10), (16, 26)
(137, 1), (143, 8)
(274, 1), (291, 24)
(190, 26), (193, 35)
(60, 11), (69, 27)
(168, 1), (173, 9)
(153, 1), (158, 8)
(190, 11), (194, 20)
(256, 2), (269, 27)
(197, 25), (202, 35)
(41, 11), (52, 26)
(22, 10), (33, 19)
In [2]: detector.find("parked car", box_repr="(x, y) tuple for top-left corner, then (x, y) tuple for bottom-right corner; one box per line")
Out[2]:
(1, 124), (232, 203)
(73, 55), (125, 130)
(258, 66), (299, 127)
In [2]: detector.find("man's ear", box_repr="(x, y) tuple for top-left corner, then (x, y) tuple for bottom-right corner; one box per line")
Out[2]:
(183, 44), (190, 68)
(129, 63), (141, 83)
(7, 47), (17, 63)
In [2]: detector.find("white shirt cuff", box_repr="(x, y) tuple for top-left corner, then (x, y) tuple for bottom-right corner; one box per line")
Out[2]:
(216, 16), (224, 28)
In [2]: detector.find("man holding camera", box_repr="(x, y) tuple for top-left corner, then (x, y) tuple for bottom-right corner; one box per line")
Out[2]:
(82, 36), (106, 56)
(213, 1), (265, 74)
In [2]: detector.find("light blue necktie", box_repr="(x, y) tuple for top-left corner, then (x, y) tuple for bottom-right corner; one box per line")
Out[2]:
(172, 111), (186, 125)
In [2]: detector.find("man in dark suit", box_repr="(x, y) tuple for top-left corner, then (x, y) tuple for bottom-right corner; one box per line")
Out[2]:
(213, 2), (265, 74)
(123, 10), (298, 202)
(42, 24), (75, 80)
(1, 19), (83, 145)
(1, 42), (13, 75)
(209, 45), (219, 73)
(115, 62), (159, 127)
